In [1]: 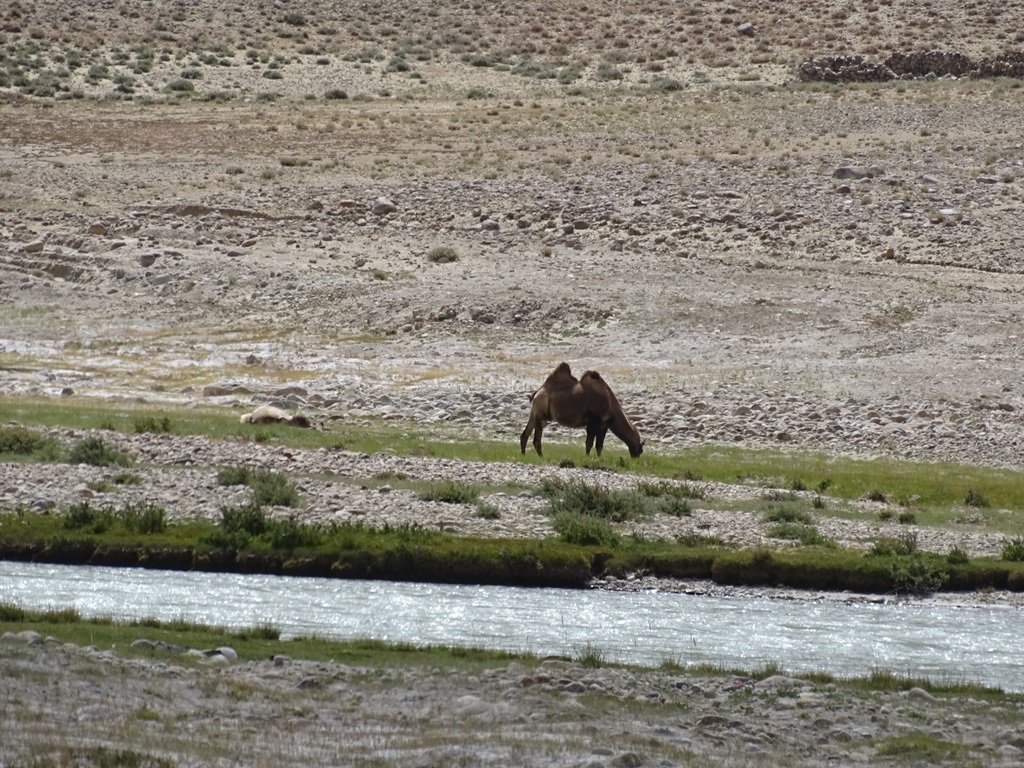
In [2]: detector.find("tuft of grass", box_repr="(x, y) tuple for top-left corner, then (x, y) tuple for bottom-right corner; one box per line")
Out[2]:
(474, 501), (501, 519)
(118, 502), (168, 535)
(0, 425), (63, 461)
(575, 641), (606, 668)
(874, 733), (968, 762)
(947, 545), (970, 565)
(767, 522), (835, 547)
(217, 466), (253, 486)
(427, 246), (459, 263)
(249, 469), (300, 507)
(964, 488), (989, 508)
(133, 416), (172, 434)
(542, 479), (650, 523)
(870, 529), (919, 557)
(1001, 537), (1024, 562)
(418, 481), (480, 504)
(61, 501), (167, 535)
(67, 436), (132, 467)
(763, 504), (813, 525)
(552, 511), (619, 546)
(218, 501), (270, 538)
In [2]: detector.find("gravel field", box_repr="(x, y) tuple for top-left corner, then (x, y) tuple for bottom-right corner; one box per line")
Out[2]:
(3, 0), (1024, 764)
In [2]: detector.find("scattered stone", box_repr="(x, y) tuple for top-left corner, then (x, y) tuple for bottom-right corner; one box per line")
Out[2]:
(372, 197), (397, 216)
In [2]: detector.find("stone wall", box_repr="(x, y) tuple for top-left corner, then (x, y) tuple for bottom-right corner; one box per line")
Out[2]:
(799, 50), (1024, 82)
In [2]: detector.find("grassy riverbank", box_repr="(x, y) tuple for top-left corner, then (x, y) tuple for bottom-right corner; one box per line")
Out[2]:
(0, 605), (1010, 700)
(3, 397), (1024, 596)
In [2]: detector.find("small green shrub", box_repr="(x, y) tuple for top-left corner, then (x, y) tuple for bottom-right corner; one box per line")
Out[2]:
(897, 511), (917, 525)
(475, 501), (501, 519)
(427, 246), (459, 263)
(325, 88), (348, 100)
(133, 416), (172, 434)
(947, 546), (970, 565)
(657, 496), (692, 517)
(217, 466), (253, 486)
(1002, 537), (1024, 562)
(595, 62), (623, 81)
(249, 469), (300, 508)
(964, 488), (990, 508)
(763, 504), (812, 525)
(267, 517), (323, 549)
(890, 555), (947, 596)
(650, 76), (683, 92)
(62, 502), (115, 533)
(636, 480), (705, 500)
(68, 436), (131, 467)
(167, 79), (195, 92)
(865, 489), (887, 503)
(220, 502), (269, 537)
(118, 502), (168, 534)
(768, 522), (835, 547)
(418, 481), (479, 504)
(676, 531), (727, 547)
(0, 426), (44, 454)
(553, 511), (619, 546)
(543, 480), (648, 522)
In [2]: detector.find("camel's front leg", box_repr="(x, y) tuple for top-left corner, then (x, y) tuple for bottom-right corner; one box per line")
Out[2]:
(586, 418), (606, 456)
(532, 420), (546, 456)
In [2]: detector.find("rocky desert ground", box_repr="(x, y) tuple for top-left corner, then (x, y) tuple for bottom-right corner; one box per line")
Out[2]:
(3, 0), (1024, 765)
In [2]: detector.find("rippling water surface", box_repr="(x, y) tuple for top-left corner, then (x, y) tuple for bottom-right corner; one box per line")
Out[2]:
(3, 560), (1022, 691)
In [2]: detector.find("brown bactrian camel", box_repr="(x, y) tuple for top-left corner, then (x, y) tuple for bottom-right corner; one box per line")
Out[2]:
(520, 362), (644, 458)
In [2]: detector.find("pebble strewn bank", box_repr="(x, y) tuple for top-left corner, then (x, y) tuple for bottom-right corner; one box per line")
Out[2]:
(3, 629), (1024, 767)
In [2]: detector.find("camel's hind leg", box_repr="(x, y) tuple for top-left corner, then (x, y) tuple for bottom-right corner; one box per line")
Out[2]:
(521, 416), (547, 456)
(520, 414), (536, 454)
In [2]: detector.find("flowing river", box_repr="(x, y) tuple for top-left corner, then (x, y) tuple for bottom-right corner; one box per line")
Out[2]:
(3, 560), (1022, 691)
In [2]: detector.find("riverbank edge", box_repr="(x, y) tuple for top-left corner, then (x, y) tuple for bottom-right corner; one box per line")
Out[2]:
(4, 530), (1024, 597)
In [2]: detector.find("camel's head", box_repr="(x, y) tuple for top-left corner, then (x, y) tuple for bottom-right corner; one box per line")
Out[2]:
(239, 413), (253, 424)
(629, 441), (644, 459)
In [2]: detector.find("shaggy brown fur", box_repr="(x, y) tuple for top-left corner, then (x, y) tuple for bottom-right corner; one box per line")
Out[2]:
(240, 404), (314, 428)
(520, 363), (643, 458)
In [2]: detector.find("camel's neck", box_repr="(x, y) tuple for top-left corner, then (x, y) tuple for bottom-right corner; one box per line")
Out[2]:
(608, 412), (642, 452)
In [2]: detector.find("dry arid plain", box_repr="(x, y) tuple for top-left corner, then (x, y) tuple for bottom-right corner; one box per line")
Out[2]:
(4, 1), (1024, 766)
